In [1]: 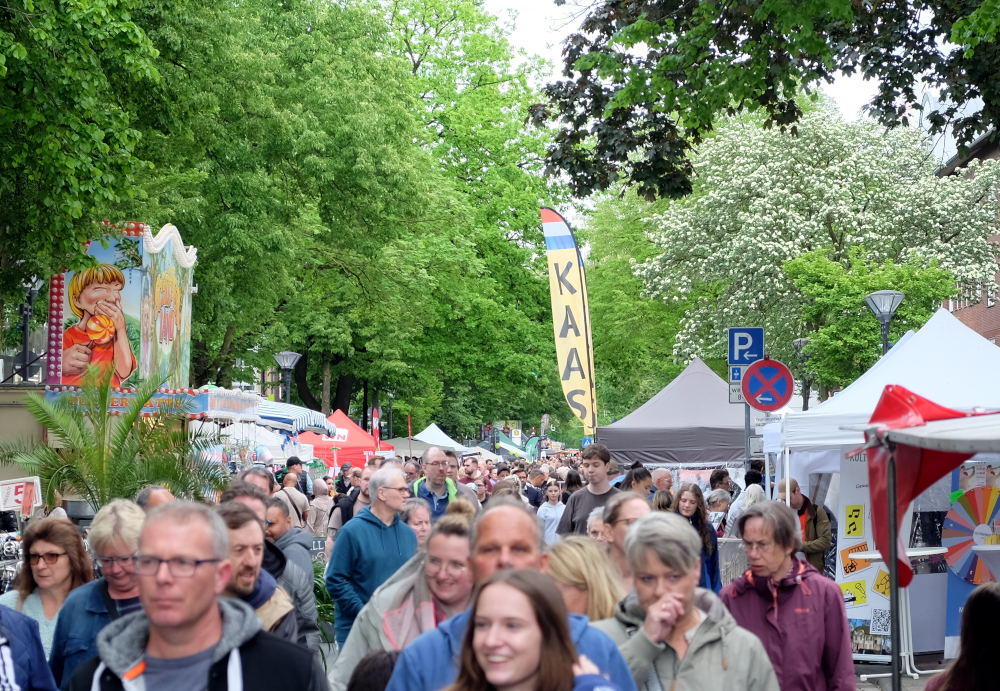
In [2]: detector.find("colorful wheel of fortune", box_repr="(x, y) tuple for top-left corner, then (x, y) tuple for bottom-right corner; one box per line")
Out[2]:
(944, 486), (1000, 585)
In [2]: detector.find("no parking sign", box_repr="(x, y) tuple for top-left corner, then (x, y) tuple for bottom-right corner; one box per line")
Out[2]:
(741, 358), (794, 412)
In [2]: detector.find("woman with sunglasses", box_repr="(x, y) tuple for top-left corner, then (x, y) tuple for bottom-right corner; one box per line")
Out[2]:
(0, 517), (92, 658)
(49, 499), (145, 686)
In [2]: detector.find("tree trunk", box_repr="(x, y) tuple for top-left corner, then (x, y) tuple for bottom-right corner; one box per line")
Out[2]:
(361, 380), (369, 432)
(294, 351), (321, 411)
(818, 382), (829, 402)
(333, 373), (355, 415)
(322, 359), (331, 416)
(801, 380), (811, 411)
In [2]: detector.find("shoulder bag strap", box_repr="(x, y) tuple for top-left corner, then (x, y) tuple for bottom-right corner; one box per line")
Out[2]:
(280, 488), (304, 524)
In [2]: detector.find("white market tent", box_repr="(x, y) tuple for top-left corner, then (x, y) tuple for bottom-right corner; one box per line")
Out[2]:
(778, 309), (1000, 486)
(413, 423), (473, 453)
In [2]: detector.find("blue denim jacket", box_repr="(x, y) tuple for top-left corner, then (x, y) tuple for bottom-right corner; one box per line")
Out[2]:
(48, 580), (113, 689)
(1, 604), (57, 691)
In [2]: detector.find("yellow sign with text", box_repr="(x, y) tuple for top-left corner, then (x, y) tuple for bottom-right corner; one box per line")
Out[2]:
(541, 208), (597, 436)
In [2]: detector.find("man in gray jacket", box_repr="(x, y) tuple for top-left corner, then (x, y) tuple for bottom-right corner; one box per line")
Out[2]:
(66, 501), (327, 691)
(266, 497), (315, 577)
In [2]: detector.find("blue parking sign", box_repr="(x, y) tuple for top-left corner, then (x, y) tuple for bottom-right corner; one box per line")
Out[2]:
(728, 327), (764, 365)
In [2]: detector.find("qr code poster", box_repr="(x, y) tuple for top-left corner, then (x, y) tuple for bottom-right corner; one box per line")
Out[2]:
(871, 568), (891, 600)
(840, 579), (867, 608)
(870, 608), (892, 636)
(844, 504), (865, 539)
(840, 542), (873, 577)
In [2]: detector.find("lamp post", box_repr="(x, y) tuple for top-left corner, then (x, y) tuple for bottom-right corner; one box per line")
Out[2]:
(864, 290), (905, 356)
(863, 289), (905, 691)
(273, 351), (302, 404)
(18, 276), (45, 383)
(792, 337), (812, 412)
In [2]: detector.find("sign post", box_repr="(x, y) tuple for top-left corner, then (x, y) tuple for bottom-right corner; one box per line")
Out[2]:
(728, 328), (765, 471)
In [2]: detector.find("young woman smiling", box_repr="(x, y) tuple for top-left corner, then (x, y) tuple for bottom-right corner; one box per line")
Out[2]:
(447, 569), (624, 691)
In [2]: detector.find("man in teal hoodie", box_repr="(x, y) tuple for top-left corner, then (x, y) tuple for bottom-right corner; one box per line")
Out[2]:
(325, 466), (417, 646)
(385, 497), (637, 691)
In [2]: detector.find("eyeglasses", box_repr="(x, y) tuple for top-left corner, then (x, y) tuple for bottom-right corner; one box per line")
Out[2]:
(134, 555), (222, 577)
(29, 552), (67, 565)
(382, 486), (409, 494)
(96, 554), (136, 569)
(741, 540), (776, 555)
(425, 462), (447, 469)
(426, 557), (467, 577)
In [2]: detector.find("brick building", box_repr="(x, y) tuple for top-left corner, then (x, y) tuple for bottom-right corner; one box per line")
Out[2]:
(920, 90), (1000, 344)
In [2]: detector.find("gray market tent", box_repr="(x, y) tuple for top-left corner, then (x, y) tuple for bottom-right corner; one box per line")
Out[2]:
(597, 357), (746, 467)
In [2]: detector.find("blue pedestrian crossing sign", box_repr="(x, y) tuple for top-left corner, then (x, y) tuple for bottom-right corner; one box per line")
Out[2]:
(728, 328), (764, 365)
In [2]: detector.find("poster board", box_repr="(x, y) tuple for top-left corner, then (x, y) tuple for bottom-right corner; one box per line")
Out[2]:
(0, 477), (42, 513)
(47, 223), (196, 389)
(838, 445), (913, 662)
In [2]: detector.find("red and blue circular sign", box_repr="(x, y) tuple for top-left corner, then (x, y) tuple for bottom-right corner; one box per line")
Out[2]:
(741, 358), (794, 412)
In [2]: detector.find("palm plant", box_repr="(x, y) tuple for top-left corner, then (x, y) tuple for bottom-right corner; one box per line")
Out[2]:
(0, 366), (227, 510)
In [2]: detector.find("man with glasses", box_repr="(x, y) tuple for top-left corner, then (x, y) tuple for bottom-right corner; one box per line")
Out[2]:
(721, 501), (852, 691)
(66, 501), (328, 691)
(50, 500), (145, 689)
(325, 466), (417, 647)
(410, 447), (479, 524)
(216, 502), (298, 643)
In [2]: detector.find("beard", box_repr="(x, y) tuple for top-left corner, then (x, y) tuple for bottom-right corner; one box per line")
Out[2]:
(229, 566), (259, 597)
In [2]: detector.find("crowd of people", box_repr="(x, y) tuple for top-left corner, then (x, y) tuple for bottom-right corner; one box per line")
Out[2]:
(3, 442), (993, 691)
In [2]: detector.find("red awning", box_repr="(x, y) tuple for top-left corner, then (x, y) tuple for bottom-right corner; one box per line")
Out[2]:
(299, 410), (393, 469)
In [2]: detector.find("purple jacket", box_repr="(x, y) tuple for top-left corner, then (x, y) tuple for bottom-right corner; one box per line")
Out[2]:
(720, 559), (855, 691)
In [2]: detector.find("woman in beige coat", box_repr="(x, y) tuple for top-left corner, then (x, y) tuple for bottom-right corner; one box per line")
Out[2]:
(593, 512), (779, 691)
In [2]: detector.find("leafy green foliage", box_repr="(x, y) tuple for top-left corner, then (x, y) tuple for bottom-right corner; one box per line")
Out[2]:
(0, 0), (159, 312)
(533, 0), (1000, 198)
(785, 249), (956, 388)
(0, 367), (226, 510)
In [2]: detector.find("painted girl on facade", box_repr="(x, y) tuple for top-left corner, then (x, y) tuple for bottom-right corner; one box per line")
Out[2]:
(61, 265), (137, 386)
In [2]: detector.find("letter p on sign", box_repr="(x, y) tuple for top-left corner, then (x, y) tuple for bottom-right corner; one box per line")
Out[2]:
(727, 327), (764, 365)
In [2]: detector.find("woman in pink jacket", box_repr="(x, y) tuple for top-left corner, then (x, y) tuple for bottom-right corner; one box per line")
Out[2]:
(720, 501), (855, 691)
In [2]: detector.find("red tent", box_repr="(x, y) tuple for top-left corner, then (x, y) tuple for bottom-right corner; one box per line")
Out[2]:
(298, 410), (393, 469)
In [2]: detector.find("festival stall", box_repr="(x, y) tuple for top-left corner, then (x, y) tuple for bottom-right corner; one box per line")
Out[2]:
(298, 410), (392, 469)
(597, 358), (746, 487)
(775, 309), (1000, 658)
(413, 423), (472, 453)
(256, 399), (337, 436)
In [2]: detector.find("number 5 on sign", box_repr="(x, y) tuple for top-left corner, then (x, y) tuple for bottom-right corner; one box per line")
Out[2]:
(844, 504), (864, 538)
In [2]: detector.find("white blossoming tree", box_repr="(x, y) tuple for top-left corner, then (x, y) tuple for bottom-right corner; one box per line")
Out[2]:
(636, 107), (1000, 381)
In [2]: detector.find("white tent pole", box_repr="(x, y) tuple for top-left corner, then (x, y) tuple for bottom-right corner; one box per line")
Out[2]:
(784, 447), (791, 506)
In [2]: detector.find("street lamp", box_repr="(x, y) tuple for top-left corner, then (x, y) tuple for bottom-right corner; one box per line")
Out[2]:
(791, 337), (812, 412)
(864, 290), (905, 356)
(18, 276), (45, 383)
(273, 351), (301, 404)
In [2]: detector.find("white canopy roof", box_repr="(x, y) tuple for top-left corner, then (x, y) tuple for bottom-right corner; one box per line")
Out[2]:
(413, 423), (471, 453)
(877, 414), (1000, 454)
(781, 309), (1000, 453)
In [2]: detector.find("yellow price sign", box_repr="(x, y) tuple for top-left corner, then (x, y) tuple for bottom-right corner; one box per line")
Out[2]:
(844, 504), (864, 538)
(840, 579), (867, 608)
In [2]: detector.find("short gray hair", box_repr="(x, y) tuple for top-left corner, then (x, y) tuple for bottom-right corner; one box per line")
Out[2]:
(624, 512), (702, 575)
(706, 489), (731, 508)
(737, 501), (801, 552)
(369, 466), (405, 501)
(651, 468), (671, 481)
(469, 496), (544, 553)
(89, 499), (146, 555)
(586, 506), (604, 532)
(143, 500), (229, 559)
(401, 497), (431, 524)
(135, 485), (167, 509)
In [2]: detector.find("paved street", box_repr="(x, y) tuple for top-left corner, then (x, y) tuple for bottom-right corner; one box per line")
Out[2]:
(855, 656), (945, 690)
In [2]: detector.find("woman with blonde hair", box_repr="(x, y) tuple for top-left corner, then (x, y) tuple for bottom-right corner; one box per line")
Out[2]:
(725, 483), (767, 538)
(0, 517), (92, 657)
(546, 536), (623, 621)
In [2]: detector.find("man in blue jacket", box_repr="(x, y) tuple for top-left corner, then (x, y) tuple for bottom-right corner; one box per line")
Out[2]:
(385, 497), (638, 691)
(0, 603), (58, 691)
(325, 465), (417, 646)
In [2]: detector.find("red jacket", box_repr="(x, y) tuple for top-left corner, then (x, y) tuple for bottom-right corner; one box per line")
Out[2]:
(720, 559), (855, 691)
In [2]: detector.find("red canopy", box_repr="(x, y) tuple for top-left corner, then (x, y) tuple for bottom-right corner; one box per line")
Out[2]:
(299, 410), (393, 469)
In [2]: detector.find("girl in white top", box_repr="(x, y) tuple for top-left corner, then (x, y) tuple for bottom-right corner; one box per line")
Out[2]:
(537, 482), (566, 546)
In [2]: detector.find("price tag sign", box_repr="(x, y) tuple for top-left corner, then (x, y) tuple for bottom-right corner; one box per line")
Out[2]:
(840, 542), (872, 576)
